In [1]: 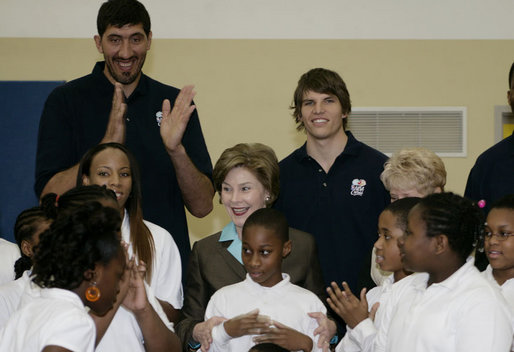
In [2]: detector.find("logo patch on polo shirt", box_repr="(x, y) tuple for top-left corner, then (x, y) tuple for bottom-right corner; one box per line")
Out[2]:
(350, 179), (366, 196)
(156, 111), (163, 127)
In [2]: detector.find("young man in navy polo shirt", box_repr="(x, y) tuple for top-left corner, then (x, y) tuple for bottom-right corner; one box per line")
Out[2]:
(274, 68), (389, 294)
(35, 0), (214, 283)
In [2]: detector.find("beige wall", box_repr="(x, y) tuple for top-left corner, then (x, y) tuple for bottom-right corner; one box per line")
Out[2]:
(1, 38), (513, 243)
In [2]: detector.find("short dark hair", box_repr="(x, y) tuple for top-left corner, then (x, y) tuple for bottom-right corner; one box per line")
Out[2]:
(384, 197), (421, 232)
(32, 202), (121, 290)
(290, 68), (351, 131)
(249, 343), (289, 352)
(490, 194), (514, 212)
(416, 193), (483, 261)
(509, 62), (514, 88)
(97, 0), (151, 37)
(243, 208), (289, 243)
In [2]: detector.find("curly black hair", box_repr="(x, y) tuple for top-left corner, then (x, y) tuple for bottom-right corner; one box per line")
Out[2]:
(417, 193), (483, 261)
(13, 207), (51, 279)
(32, 201), (121, 290)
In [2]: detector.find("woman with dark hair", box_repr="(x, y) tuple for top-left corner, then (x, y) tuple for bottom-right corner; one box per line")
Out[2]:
(77, 143), (182, 350)
(0, 202), (125, 351)
(176, 143), (334, 352)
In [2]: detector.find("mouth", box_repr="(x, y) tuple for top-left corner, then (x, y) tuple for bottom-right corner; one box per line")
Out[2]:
(115, 58), (137, 72)
(487, 250), (502, 259)
(231, 207), (249, 216)
(311, 118), (329, 125)
(375, 254), (384, 264)
(249, 271), (263, 280)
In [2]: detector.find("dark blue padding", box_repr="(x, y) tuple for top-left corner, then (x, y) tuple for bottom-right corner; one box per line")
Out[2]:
(0, 81), (65, 243)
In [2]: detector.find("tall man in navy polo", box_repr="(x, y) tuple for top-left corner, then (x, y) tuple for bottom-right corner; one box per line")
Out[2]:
(465, 62), (514, 270)
(35, 0), (214, 278)
(274, 68), (389, 293)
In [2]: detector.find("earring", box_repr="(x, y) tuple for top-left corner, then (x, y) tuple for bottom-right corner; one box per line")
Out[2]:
(265, 196), (271, 202)
(85, 282), (101, 302)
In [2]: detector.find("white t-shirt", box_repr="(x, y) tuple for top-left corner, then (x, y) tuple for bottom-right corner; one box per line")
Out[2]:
(0, 270), (40, 329)
(336, 275), (396, 352)
(0, 239), (20, 285)
(373, 259), (513, 352)
(482, 264), (514, 351)
(96, 282), (174, 352)
(121, 211), (183, 308)
(0, 287), (95, 351)
(205, 273), (326, 352)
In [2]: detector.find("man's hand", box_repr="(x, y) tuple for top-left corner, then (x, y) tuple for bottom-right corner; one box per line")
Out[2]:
(101, 82), (127, 144)
(160, 85), (196, 154)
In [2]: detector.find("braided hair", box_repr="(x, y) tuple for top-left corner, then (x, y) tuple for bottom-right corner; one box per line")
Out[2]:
(32, 201), (121, 290)
(417, 193), (483, 261)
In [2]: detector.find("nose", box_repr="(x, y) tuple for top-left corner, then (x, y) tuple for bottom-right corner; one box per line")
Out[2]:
(397, 235), (405, 249)
(110, 174), (120, 187)
(230, 189), (241, 203)
(118, 39), (132, 58)
(249, 253), (260, 268)
(374, 236), (383, 250)
(313, 101), (324, 114)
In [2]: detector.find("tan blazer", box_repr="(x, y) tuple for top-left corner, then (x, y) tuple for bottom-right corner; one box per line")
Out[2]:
(175, 227), (326, 351)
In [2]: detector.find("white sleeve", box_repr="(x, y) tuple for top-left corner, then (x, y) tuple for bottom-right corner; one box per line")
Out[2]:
(205, 292), (232, 351)
(44, 311), (96, 352)
(146, 221), (183, 309)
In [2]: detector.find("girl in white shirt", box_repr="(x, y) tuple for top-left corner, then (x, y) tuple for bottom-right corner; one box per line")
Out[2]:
(328, 193), (513, 352)
(483, 194), (514, 351)
(0, 201), (125, 352)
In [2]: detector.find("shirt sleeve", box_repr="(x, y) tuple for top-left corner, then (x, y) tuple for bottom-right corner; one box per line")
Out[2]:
(181, 106), (213, 179)
(44, 311), (96, 352)
(175, 241), (210, 349)
(148, 222), (183, 309)
(35, 86), (77, 197)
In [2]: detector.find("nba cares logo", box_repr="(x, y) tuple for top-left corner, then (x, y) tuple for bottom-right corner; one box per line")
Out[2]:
(350, 179), (366, 196)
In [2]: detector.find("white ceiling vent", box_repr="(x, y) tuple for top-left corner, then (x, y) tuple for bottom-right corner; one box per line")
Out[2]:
(348, 107), (466, 157)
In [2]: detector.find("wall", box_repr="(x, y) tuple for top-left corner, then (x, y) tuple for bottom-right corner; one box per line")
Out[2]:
(1, 37), (512, 242)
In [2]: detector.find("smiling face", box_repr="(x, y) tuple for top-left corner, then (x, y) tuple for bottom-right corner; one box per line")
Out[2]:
(300, 90), (346, 142)
(82, 148), (132, 210)
(374, 210), (405, 276)
(94, 23), (151, 89)
(399, 205), (437, 273)
(242, 225), (291, 287)
(221, 167), (269, 237)
(484, 208), (514, 276)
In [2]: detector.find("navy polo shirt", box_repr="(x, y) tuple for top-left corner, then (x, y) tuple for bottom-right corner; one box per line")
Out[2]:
(465, 131), (514, 214)
(35, 62), (213, 273)
(274, 132), (389, 291)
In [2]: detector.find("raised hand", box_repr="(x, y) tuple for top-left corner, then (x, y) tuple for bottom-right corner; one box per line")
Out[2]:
(101, 82), (127, 144)
(122, 259), (149, 313)
(252, 320), (313, 352)
(160, 85), (196, 154)
(326, 281), (370, 329)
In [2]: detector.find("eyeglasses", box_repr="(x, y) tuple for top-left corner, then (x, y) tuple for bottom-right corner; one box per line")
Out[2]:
(484, 231), (514, 241)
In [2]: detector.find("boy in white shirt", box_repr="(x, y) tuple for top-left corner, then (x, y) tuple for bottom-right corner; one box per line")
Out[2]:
(205, 208), (326, 352)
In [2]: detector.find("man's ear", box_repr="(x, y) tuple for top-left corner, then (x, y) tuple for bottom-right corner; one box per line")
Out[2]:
(146, 31), (152, 51)
(282, 240), (292, 258)
(94, 35), (103, 54)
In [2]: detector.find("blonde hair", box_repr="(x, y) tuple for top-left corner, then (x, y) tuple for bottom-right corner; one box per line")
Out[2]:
(213, 143), (279, 206)
(380, 148), (446, 195)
